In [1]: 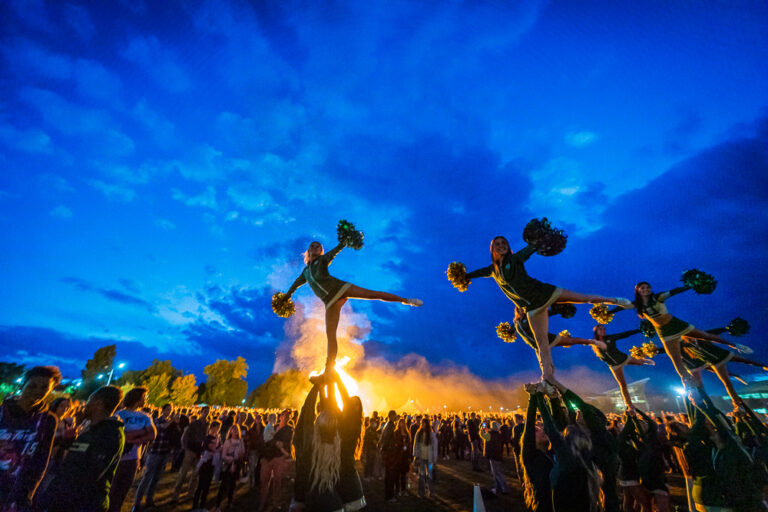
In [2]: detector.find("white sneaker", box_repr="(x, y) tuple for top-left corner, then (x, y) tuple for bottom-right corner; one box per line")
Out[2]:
(404, 298), (423, 307)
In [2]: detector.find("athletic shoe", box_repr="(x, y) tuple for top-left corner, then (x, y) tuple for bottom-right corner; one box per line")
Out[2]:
(404, 298), (423, 307)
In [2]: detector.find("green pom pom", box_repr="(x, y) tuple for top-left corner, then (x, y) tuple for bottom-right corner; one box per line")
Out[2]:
(550, 303), (576, 319)
(727, 317), (750, 337)
(446, 261), (471, 292)
(522, 217), (568, 256)
(589, 305), (614, 324)
(271, 292), (295, 318)
(681, 268), (717, 294)
(640, 320), (656, 338)
(642, 341), (662, 358)
(337, 219), (364, 250)
(496, 322), (517, 343)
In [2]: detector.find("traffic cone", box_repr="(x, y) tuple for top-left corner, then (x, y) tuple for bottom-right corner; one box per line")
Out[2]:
(473, 483), (486, 512)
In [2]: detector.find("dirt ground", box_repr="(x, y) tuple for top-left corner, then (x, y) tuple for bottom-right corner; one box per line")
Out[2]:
(123, 454), (689, 512)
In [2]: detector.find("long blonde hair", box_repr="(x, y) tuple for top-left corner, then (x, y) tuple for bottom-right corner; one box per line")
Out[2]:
(564, 425), (604, 512)
(309, 411), (341, 494)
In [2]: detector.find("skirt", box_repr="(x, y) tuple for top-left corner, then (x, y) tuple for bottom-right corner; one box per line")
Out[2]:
(656, 316), (694, 341)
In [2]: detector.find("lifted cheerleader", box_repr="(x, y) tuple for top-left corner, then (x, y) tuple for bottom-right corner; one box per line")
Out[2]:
(273, 221), (422, 370)
(449, 219), (630, 381)
(592, 325), (654, 410)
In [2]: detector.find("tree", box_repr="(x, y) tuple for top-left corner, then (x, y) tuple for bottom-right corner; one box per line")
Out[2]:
(82, 345), (116, 382)
(202, 357), (248, 406)
(170, 374), (198, 406)
(247, 370), (310, 409)
(119, 359), (181, 387)
(143, 373), (171, 406)
(0, 362), (25, 384)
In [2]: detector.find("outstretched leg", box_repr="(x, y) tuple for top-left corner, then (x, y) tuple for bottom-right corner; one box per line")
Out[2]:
(528, 310), (554, 380)
(343, 284), (409, 303)
(661, 337), (693, 386)
(609, 365), (633, 409)
(684, 327), (728, 345)
(325, 298), (348, 369)
(627, 356), (654, 366)
(557, 289), (621, 305)
(558, 336), (604, 348)
(711, 363), (742, 408)
(731, 355), (768, 370)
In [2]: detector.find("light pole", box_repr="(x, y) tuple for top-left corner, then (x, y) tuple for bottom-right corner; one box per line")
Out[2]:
(106, 362), (126, 385)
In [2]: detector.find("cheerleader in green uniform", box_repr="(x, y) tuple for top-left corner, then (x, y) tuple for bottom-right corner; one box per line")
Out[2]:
(513, 306), (607, 352)
(616, 282), (749, 387)
(592, 325), (654, 410)
(466, 236), (630, 381)
(284, 240), (422, 370)
(681, 327), (768, 409)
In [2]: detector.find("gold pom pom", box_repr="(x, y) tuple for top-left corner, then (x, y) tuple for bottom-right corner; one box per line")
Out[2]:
(446, 261), (471, 292)
(589, 304), (615, 325)
(642, 342), (662, 358)
(496, 322), (517, 343)
(630, 346), (645, 359)
(558, 330), (571, 338)
(271, 292), (296, 318)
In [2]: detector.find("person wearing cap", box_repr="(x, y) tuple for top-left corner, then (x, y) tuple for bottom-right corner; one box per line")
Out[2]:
(483, 420), (509, 495)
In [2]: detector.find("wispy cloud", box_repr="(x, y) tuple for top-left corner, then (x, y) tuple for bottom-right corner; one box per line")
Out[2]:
(61, 277), (157, 312)
(88, 180), (136, 202)
(172, 186), (218, 210)
(50, 205), (73, 219)
(565, 131), (598, 147)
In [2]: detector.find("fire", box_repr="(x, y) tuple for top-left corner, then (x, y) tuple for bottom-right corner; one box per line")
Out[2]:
(309, 356), (360, 411)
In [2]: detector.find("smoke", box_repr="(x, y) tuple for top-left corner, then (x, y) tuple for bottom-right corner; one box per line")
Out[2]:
(273, 300), (616, 414)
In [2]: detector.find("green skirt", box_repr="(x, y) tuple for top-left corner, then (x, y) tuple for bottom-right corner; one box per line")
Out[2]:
(596, 341), (629, 368)
(655, 316), (694, 340)
(686, 341), (732, 367)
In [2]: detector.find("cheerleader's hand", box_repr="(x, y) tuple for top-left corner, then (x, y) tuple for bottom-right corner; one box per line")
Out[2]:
(735, 343), (753, 354)
(594, 340), (607, 350)
(524, 382), (539, 395)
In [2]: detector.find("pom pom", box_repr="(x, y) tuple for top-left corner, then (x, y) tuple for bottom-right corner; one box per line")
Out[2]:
(558, 330), (571, 338)
(629, 346), (645, 359)
(640, 320), (656, 338)
(642, 342), (662, 358)
(496, 322), (517, 343)
(681, 268), (717, 295)
(522, 217), (568, 256)
(271, 292), (295, 318)
(590, 305), (615, 325)
(337, 219), (364, 250)
(446, 261), (471, 292)
(726, 317), (750, 337)
(550, 303), (576, 319)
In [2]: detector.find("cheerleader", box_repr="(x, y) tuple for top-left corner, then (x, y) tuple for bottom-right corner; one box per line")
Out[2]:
(592, 325), (654, 410)
(281, 232), (422, 370)
(513, 306), (608, 352)
(615, 282), (749, 387)
(329, 371), (366, 511)
(465, 236), (629, 380)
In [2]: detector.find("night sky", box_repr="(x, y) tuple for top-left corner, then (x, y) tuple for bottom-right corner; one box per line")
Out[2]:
(2, 0), (767, 396)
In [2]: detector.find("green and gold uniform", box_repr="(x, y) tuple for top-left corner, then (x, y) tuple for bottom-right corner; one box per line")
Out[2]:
(286, 243), (351, 309)
(595, 329), (641, 368)
(619, 287), (694, 340)
(466, 246), (559, 313)
(514, 316), (560, 351)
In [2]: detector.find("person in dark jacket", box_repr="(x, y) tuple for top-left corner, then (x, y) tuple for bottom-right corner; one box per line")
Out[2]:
(38, 386), (125, 512)
(483, 421), (508, 494)
(0, 365), (60, 511)
(520, 387), (553, 512)
(466, 412), (481, 471)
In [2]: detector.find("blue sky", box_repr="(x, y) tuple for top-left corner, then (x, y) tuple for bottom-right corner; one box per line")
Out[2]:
(1, 0), (767, 396)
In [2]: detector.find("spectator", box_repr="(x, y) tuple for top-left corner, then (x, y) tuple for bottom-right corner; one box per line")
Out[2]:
(484, 421), (509, 495)
(378, 410), (398, 502)
(245, 412), (264, 489)
(133, 402), (179, 509)
(0, 365), (60, 510)
(263, 413), (277, 443)
(108, 387), (156, 512)
(214, 424), (245, 511)
(412, 417), (437, 499)
(191, 421), (222, 512)
(171, 405), (210, 501)
(38, 386), (125, 512)
(467, 412), (481, 471)
(259, 409), (293, 511)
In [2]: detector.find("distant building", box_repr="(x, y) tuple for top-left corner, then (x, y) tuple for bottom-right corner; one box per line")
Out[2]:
(587, 378), (650, 414)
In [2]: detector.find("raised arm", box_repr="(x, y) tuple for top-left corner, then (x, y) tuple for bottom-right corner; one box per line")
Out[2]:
(295, 380), (322, 452)
(327, 369), (351, 405)
(513, 244), (536, 263)
(466, 265), (493, 280)
(657, 286), (690, 302)
(285, 273), (307, 297)
(607, 329), (642, 342)
(563, 388), (607, 431)
(521, 392), (539, 465)
(323, 242), (345, 264)
(537, 393), (564, 449)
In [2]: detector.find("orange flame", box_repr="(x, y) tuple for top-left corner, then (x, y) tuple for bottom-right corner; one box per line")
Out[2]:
(309, 356), (361, 411)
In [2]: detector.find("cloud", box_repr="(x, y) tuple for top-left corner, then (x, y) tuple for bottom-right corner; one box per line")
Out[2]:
(121, 35), (191, 93)
(88, 180), (136, 202)
(38, 173), (74, 193)
(172, 186), (218, 210)
(50, 205), (73, 218)
(1, 38), (73, 80)
(74, 59), (123, 102)
(0, 123), (52, 153)
(64, 4), (95, 40)
(155, 218), (176, 230)
(565, 131), (598, 147)
(60, 276), (157, 312)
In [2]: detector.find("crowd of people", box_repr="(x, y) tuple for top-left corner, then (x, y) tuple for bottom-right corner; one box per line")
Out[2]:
(3, 363), (768, 511)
